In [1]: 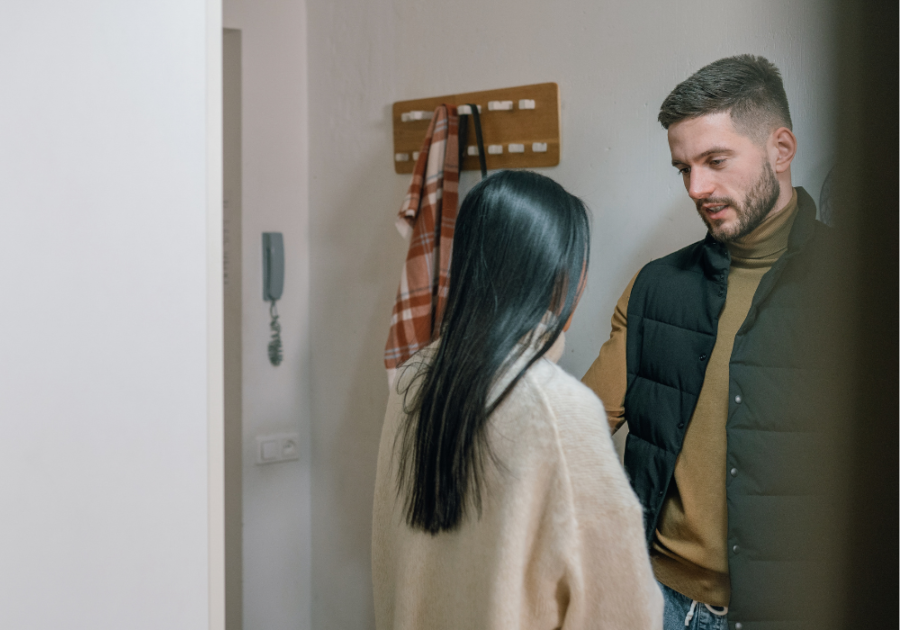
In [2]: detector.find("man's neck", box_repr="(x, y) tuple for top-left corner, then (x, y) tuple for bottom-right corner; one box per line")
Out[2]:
(764, 175), (794, 221)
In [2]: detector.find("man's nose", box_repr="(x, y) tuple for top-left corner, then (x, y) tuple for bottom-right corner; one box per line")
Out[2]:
(687, 169), (715, 200)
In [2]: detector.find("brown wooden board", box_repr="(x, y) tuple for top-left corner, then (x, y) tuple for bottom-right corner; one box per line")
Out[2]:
(392, 82), (560, 174)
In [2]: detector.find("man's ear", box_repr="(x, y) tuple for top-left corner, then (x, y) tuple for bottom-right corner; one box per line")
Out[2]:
(770, 127), (797, 174)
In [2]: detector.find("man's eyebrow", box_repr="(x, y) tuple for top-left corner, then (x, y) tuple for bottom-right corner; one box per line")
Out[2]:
(671, 147), (735, 167)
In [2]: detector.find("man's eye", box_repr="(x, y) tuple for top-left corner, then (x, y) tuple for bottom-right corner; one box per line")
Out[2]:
(710, 159), (725, 167)
(677, 167), (690, 175)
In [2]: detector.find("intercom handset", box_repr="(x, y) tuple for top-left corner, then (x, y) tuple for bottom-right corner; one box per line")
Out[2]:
(263, 232), (284, 301)
(262, 233), (284, 366)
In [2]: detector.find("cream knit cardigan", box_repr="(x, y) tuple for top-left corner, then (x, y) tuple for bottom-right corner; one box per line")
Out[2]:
(371, 334), (663, 630)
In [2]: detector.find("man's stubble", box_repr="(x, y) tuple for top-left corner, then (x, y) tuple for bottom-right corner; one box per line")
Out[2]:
(699, 160), (781, 243)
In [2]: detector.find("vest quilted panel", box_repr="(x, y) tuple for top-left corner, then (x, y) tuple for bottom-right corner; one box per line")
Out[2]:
(623, 235), (728, 540)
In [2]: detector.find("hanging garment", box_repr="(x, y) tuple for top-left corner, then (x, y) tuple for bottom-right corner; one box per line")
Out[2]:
(384, 105), (460, 380)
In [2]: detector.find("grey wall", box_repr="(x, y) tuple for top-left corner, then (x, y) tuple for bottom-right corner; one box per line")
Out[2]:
(305, 1), (837, 628)
(222, 1), (313, 629)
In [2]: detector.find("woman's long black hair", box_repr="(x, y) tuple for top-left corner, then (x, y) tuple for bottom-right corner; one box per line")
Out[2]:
(396, 170), (591, 534)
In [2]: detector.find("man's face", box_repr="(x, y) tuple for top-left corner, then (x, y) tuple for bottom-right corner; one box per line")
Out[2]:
(668, 112), (780, 242)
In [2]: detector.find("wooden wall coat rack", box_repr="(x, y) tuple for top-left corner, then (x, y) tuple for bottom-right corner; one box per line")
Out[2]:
(392, 82), (560, 174)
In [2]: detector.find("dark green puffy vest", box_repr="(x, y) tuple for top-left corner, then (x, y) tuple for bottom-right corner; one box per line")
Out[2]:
(623, 188), (841, 629)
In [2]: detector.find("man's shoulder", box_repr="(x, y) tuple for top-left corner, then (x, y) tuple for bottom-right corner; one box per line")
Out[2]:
(625, 237), (725, 319)
(807, 218), (838, 252)
(637, 238), (713, 281)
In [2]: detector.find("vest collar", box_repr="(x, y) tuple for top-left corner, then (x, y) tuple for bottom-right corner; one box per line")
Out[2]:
(786, 187), (818, 255)
(701, 232), (731, 280)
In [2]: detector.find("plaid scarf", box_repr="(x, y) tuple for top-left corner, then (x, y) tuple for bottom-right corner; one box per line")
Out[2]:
(384, 105), (460, 377)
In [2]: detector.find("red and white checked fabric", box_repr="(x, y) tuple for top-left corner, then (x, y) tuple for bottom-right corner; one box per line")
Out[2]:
(384, 104), (460, 377)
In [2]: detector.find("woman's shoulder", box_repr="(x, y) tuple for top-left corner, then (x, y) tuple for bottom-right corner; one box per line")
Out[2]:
(524, 359), (606, 423)
(526, 360), (642, 507)
(486, 359), (611, 461)
(521, 360), (624, 470)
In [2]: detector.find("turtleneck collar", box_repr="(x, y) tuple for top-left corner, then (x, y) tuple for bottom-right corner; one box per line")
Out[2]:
(544, 331), (565, 364)
(727, 188), (799, 267)
(485, 327), (564, 406)
(518, 319), (566, 365)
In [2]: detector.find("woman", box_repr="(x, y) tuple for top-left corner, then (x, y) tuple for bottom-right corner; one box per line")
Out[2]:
(372, 171), (662, 629)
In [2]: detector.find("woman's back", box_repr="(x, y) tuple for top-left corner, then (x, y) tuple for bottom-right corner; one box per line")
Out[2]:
(372, 335), (662, 629)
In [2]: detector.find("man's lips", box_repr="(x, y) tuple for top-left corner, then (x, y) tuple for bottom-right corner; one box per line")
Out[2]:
(701, 204), (730, 219)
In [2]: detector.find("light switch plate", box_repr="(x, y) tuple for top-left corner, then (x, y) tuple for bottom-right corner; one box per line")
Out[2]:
(255, 432), (301, 465)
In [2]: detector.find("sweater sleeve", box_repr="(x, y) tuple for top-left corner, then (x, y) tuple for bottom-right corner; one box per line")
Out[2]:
(549, 379), (663, 630)
(581, 273), (637, 434)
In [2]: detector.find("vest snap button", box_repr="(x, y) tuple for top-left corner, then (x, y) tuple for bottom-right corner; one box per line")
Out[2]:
(678, 422), (685, 429)
(736, 623), (743, 630)
(699, 354), (707, 361)
(734, 394), (742, 404)
(733, 544), (740, 553)
(730, 467), (738, 477)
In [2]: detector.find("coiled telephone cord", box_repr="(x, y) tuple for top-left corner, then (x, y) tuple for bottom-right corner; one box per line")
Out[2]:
(268, 300), (283, 366)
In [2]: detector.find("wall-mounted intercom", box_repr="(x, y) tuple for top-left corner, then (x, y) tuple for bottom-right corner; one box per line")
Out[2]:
(262, 232), (284, 366)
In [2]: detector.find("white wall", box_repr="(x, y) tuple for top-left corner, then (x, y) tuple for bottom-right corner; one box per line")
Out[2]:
(222, 1), (312, 629)
(305, 0), (837, 628)
(0, 1), (222, 628)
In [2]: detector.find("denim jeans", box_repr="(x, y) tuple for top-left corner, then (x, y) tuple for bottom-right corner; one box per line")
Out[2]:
(660, 582), (728, 630)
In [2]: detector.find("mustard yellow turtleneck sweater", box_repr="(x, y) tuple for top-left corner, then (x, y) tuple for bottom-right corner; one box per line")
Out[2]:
(582, 189), (799, 607)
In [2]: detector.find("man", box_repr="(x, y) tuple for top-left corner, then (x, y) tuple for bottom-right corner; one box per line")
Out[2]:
(583, 55), (840, 630)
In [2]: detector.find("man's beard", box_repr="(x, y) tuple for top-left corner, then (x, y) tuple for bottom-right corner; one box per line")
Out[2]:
(698, 161), (781, 243)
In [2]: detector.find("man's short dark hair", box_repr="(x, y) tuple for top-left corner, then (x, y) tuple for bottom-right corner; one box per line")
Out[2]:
(658, 54), (792, 141)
